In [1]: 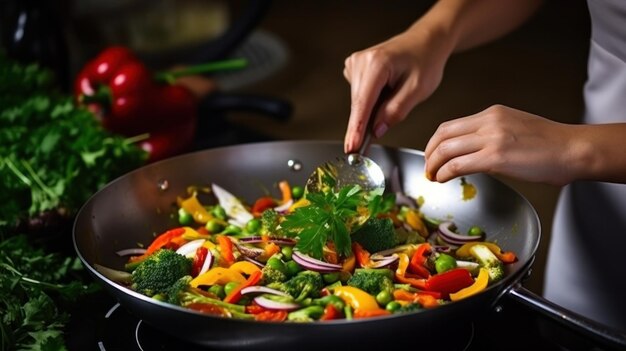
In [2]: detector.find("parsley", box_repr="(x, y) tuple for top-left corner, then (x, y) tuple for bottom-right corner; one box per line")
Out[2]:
(280, 185), (366, 259)
(0, 54), (147, 232)
(0, 235), (99, 351)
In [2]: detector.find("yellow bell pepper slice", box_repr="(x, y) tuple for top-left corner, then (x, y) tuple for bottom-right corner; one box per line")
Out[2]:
(179, 194), (213, 224)
(455, 242), (517, 263)
(405, 209), (428, 237)
(449, 267), (489, 301)
(228, 261), (261, 276)
(332, 286), (380, 311)
(190, 267), (246, 288)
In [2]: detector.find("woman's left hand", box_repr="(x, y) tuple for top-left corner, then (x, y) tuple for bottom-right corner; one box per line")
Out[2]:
(424, 104), (581, 186)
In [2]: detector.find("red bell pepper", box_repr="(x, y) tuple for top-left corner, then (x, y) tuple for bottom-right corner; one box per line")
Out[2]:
(223, 270), (262, 304)
(424, 268), (474, 296)
(191, 246), (209, 277)
(408, 243), (432, 278)
(74, 46), (246, 162)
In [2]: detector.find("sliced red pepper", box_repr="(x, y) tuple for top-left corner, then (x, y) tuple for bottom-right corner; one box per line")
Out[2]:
(352, 242), (371, 268)
(216, 235), (235, 266)
(393, 289), (441, 308)
(254, 310), (288, 322)
(251, 196), (277, 217)
(191, 246), (209, 277)
(353, 308), (391, 319)
(128, 227), (186, 263)
(320, 304), (340, 321)
(409, 243), (432, 278)
(223, 270), (262, 304)
(245, 302), (267, 315)
(424, 268), (474, 296)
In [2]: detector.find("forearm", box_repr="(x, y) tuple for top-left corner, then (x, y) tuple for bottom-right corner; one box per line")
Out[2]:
(568, 123), (626, 184)
(407, 0), (544, 55)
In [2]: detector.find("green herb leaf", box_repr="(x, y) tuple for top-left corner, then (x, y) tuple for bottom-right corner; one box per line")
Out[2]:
(281, 185), (368, 259)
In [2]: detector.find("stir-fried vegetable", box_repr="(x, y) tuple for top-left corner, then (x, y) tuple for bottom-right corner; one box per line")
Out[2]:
(112, 180), (517, 322)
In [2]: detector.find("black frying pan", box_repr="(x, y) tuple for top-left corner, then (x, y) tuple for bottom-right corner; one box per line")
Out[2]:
(72, 140), (626, 350)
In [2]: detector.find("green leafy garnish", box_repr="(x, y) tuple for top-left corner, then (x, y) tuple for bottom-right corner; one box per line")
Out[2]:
(280, 185), (366, 259)
(0, 235), (99, 351)
(0, 53), (147, 232)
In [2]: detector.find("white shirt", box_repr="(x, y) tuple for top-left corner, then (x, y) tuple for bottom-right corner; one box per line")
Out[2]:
(543, 0), (626, 332)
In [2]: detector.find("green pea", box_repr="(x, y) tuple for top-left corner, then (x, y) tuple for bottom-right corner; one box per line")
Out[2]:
(246, 218), (261, 234)
(285, 260), (302, 277)
(267, 256), (287, 274)
(323, 272), (340, 284)
(291, 185), (304, 200)
(281, 246), (293, 260)
(435, 253), (457, 274)
(376, 290), (393, 306)
(385, 301), (401, 312)
(205, 219), (224, 233)
(208, 284), (225, 299)
(222, 224), (242, 235)
(468, 225), (485, 237)
(224, 281), (240, 296)
(178, 208), (193, 225)
(212, 205), (227, 220)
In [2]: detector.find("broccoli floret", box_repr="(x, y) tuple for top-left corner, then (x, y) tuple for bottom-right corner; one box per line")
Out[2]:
(346, 268), (394, 296)
(267, 270), (324, 301)
(469, 244), (504, 283)
(350, 217), (398, 253)
(131, 249), (192, 297)
(164, 275), (193, 305)
(287, 305), (325, 322)
(261, 209), (280, 235)
(260, 255), (289, 285)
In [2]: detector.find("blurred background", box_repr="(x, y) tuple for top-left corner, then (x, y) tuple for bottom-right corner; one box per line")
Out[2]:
(1, 0), (591, 294)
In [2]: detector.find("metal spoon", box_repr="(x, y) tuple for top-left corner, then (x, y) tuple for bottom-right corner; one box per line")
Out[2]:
(305, 100), (386, 194)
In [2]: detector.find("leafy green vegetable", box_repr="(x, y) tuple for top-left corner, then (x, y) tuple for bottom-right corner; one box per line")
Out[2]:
(0, 235), (99, 351)
(280, 185), (365, 258)
(0, 53), (147, 232)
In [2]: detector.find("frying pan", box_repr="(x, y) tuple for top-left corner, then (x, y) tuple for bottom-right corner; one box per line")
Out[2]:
(73, 140), (626, 350)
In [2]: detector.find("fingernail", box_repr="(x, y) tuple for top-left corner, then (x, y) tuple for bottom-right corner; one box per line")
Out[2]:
(374, 122), (388, 138)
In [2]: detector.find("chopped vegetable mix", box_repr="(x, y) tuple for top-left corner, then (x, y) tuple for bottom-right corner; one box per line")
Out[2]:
(112, 180), (517, 322)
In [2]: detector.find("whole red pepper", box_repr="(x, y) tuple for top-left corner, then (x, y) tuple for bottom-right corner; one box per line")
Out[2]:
(74, 46), (198, 162)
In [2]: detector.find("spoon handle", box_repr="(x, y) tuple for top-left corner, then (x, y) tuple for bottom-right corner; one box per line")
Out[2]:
(358, 88), (388, 155)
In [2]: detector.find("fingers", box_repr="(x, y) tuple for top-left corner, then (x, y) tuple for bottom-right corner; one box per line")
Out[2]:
(344, 57), (389, 153)
(424, 112), (491, 181)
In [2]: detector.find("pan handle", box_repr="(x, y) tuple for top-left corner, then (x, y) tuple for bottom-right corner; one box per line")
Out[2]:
(503, 282), (626, 350)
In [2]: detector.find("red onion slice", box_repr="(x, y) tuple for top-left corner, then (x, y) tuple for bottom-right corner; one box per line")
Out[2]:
(369, 254), (399, 268)
(243, 256), (266, 268)
(239, 236), (297, 246)
(274, 199), (294, 213)
(437, 222), (484, 246)
(291, 251), (342, 273)
(198, 250), (213, 276)
(254, 296), (300, 311)
(235, 243), (264, 259)
(116, 248), (147, 257)
(176, 239), (206, 258)
(241, 286), (290, 297)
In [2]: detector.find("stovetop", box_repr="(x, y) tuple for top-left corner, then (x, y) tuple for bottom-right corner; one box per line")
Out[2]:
(64, 288), (588, 351)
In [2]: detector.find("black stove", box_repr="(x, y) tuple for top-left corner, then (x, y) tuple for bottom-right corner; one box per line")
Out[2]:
(65, 287), (601, 351)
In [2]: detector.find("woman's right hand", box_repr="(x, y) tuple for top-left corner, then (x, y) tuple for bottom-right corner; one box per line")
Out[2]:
(343, 25), (452, 154)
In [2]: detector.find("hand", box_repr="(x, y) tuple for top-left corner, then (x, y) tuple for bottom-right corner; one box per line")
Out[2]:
(343, 28), (451, 153)
(424, 105), (580, 186)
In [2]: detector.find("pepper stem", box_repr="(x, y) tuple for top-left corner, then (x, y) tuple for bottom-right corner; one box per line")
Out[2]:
(155, 58), (248, 84)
